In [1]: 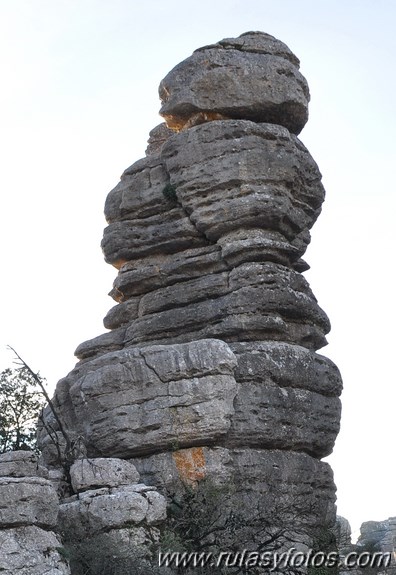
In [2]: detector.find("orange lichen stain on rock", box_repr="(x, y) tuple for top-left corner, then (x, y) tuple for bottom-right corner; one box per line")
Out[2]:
(162, 111), (229, 132)
(161, 114), (183, 132)
(112, 258), (129, 270)
(183, 112), (229, 129)
(172, 447), (206, 484)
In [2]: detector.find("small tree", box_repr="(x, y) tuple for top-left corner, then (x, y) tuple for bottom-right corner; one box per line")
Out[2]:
(0, 366), (46, 453)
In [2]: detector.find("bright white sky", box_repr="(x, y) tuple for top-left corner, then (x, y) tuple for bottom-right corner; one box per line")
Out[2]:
(1, 0), (395, 540)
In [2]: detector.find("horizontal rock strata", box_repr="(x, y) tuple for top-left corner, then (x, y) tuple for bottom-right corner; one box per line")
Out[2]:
(60, 484), (166, 539)
(38, 30), (342, 558)
(39, 339), (340, 464)
(60, 457), (167, 569)
(0, 451), (70, 575)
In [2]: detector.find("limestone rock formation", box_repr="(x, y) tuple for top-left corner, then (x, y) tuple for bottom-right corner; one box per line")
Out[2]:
(69, 457), (140, 492)
(159, 31), (309, 134)
(38, 30), (342, 561)
(358, 518), (396, 554)
(335, 515), (396, 575)
(0, 451), (70, 575)
(61, 458), (166, 545)
(333, 515), (352, 551)
(58, 457), (167, 572)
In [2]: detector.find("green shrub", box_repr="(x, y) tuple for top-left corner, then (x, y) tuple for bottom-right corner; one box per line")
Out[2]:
(162, 183), (178, 203)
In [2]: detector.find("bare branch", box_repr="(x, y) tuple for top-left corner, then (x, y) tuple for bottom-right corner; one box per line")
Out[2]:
(7, 345), (72, 456)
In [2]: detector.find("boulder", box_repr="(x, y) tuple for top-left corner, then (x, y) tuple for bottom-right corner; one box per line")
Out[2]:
(70, 458), (140, 493)
(59, 484), (167, 539)
(159, 31), (309, 134)
(0, 476), (58, 528)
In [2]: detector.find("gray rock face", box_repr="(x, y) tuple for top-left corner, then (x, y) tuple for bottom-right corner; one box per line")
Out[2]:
(70, 458), (140, 493)
(38, 30), (342, 558)
(39, 338), (341, 462)
(131, 446), (337, 534)
(0, 476), (58, 528)
(0, 526), (70, 575)
(159, 31), (309, 135)
(0, 450), (49, 479)
(358, 518), (396, 553)
(41, 340), (238, 460)
(60, 483), (166, 539)
(60, 457), (167, 565)
(333, 515), (352, 550)
(337, 516), (396, 575)
(161, 121), (323, 243)
(0, 451), (70, 575)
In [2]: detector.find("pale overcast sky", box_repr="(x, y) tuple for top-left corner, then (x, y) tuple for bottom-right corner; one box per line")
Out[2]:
(1, 0), (395, 539)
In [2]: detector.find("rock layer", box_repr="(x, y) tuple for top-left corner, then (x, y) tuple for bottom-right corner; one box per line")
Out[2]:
(38, 30), (342, 556)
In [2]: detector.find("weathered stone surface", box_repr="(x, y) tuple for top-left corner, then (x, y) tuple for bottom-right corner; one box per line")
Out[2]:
(145, 122), (173, 156)
(333, 515), (352, 550)
(0, 476), (58, 528)
(111, 245), (227, 301)
(89, 261), (331, 355)
(230, 341), (343, 397)
(358, 517), (396, 553)
(228, 383), (340, 457)
(63, 528), (173, 575)
(0, 451), (70, 573)
(39, 340), (238, 462)
(103, 297), (140, 329)
(0, 525), (70, 574)
(228, 342), (342, 456)
(0, 450), (48, 479)
(70, 458), (140, 493)
(36, 30), (342, 564)
(74, 326), (125, 360)
(218, 228), (309, 269)
(122, 261), (330, 350)
(104, 155), (169, 224)
(230, 342), (341, 457)
(161, 120), (324, 243)
(59, 484), (166, 538)
(159, 31), (309, 134)
(101, 206), (208, 269)
(102, 120), (323, 279)
(131, 447), (336, 530)
(41, 337), (342, 463)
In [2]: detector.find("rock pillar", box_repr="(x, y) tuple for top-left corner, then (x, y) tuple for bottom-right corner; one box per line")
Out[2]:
(39, 31), (342, 552)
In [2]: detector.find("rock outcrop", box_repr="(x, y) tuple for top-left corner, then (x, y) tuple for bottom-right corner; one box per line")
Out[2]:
(60, 458), (166, 549)
(333, 515), (352, 551)
(335, 515), (396, 575)
(38, 30), (342, 561)
(0, 451), (70, 575)
(358, 518), (396, 554)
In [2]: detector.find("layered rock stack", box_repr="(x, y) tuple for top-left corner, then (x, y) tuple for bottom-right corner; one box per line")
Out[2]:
(0, 451), (70, 575)
(59, 458), (167, 570)
(39, 31), (342, 550)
